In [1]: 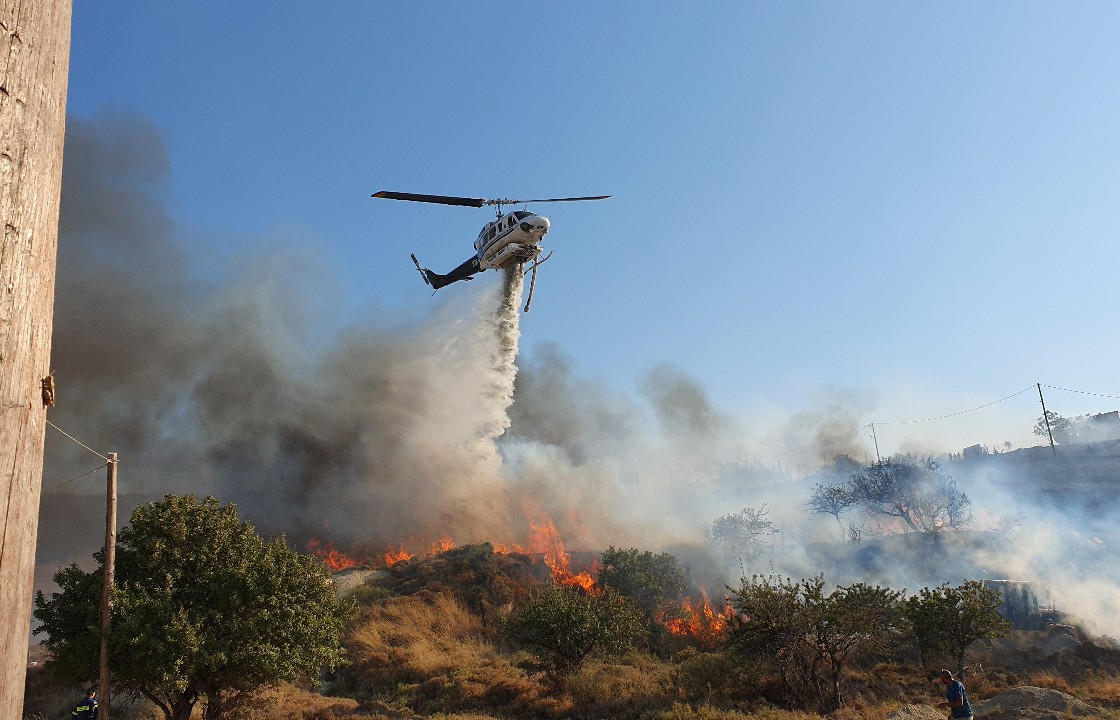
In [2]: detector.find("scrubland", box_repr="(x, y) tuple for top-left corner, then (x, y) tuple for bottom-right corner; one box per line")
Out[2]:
(24, 546), (1120, 720)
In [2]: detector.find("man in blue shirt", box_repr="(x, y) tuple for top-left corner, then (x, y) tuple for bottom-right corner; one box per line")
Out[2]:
(71, 687), (98, 719)
(939, 669), (973, 720)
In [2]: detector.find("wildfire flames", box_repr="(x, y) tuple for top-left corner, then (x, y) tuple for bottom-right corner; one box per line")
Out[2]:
(528, 516), (597, 592)
(306, 538), (360, 572)
(665, 589), (733, 647)
(309, 516), (725, 647)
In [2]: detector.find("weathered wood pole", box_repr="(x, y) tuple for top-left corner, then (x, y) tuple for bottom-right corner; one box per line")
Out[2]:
(0, 1), (71, 718)
(98, 453), (117, 719)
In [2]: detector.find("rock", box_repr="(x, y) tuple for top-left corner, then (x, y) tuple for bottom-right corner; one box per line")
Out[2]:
(887, 703), (945, 720)
(973, 685), (1098, 718)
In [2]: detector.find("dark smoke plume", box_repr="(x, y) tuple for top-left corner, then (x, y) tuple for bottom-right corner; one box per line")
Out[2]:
(42, 113), (532, 562)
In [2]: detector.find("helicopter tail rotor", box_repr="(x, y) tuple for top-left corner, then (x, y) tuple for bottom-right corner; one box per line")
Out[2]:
(411, 253), (432, 287)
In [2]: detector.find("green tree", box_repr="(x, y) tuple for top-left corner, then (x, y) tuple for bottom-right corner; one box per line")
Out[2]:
(807, 581), (902, 711)
(727, 575), (812, 707)
(1033, 410), (1074, 444)
(729, 575), (902, 713)
(903, 581), (1011, 676)
(35, 495), (350, 720)
(597, 546), (685, 654)
(503, 584), (644, 682)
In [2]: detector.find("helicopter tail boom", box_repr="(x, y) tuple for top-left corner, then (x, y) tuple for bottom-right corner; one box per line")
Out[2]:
(410, 253), (481, 290)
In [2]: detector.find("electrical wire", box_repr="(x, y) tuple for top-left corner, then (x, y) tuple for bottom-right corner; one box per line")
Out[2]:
(872, 386), (1035, 425)
(1040, 384), (1120, 402)
(43, 462), (109, 495)
(45, 419), (110, 461)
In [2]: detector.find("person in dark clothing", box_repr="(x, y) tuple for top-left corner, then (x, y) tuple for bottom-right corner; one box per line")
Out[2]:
(938, 669), (973, 720)
(72, 687), (98, 719)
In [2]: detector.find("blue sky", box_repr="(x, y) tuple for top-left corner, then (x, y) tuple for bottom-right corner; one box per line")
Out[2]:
(66, 2), (1120, 454)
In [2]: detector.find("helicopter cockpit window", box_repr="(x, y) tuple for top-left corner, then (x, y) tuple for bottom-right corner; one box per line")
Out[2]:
(512, 210), (532, 221)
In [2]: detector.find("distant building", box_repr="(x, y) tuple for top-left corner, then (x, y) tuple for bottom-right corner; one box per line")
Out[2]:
(983, 579), (1054, 630)
(962, 444), (987, 459)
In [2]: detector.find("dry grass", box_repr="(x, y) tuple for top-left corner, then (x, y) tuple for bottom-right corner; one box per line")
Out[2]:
(565, 653), (676, 716)
(340, 590), (558, 718)
(242, 682), (360, 720)
(1077, 675), (1120, 705)
(645, 701), (820, 720)
(346, 590), (493, 684)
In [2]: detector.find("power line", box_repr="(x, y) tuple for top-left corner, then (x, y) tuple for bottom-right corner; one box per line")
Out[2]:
(43, 461), (109, 495)
(872, 386), (1035, 425)
(1039, 384), (1120, 402)
(45, 418), (110, 462)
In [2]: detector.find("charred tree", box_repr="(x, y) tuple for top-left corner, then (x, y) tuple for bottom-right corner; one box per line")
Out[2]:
(0, 1), (71, 718)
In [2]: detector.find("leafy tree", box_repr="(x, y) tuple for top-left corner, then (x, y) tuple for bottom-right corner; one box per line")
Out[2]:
(503, 584), (644, 682)
(35, 495), (350, 720)
(710, 505), (778, 572)
(728, 575), (902, 713)
(807, 581), (902, 711)
(847, 458), (971, 532)
(597, 546), (685, 654)
(1033, 410), (1074, 444)
(902, 581), (1011, 676)
(807, 483), (855, 530)
(727, 574), (814, 708)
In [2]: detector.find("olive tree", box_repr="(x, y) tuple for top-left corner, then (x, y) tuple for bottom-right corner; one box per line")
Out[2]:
(503, 584), (643, 682)
(729, 575), (903, 713)
(597, 546), (685, 655)
(903, 580), (1010, 676)
(35, 495), (350, 720)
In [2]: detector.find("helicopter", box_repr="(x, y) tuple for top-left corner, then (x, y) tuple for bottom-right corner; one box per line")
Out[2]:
(371, 190), (610, 311)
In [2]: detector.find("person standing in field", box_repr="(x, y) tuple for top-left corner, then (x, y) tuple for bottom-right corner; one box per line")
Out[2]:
(939, 669), (973, 720)
(71, 687), (98, 719)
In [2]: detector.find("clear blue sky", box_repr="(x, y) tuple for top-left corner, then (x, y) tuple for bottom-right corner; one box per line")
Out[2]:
(67, 2), (1120, 453)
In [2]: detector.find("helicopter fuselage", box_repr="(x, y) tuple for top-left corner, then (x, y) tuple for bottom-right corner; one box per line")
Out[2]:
(474, 210), (551, 270)
(373, 188), (608, 304)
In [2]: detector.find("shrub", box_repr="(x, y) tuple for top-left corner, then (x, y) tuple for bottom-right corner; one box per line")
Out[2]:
(503, 585), (644, 681)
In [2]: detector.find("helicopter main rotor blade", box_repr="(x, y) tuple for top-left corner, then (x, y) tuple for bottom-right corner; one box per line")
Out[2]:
(495, 195), (611, 204)
(371, 191), (487, 207)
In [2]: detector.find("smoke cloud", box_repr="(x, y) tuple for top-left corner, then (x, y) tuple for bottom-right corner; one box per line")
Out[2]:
(38, 113), (1120, 640)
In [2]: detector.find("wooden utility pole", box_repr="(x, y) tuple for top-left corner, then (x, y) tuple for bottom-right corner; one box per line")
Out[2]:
(869, 422), (881, 463)
(0, 2), (71, 718)
(1037, 383), (1056, 456)
(99, 454), (117, 720)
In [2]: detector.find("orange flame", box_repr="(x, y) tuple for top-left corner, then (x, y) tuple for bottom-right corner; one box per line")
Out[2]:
(529, 516), (597, 591)
(492, 543), (526, 555)
(384, 546), (414, 566)
(665, 589), (732, 647)
(308, 538), (360, 572)
(429, 536), (457, 554)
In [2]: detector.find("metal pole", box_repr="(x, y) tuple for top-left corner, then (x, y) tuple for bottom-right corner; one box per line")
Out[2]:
(1037, 384), (1056, 456)
(870, 423), (881, 463)
(99, 453), (117, 720)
